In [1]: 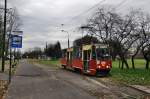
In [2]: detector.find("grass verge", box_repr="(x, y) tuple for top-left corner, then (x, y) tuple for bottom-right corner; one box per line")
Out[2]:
(110, 59), (150, 85)
(29, 59), (61, 69)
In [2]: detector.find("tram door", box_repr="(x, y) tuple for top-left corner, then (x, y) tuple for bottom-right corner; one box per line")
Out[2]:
(67, 51), (72, 67)
(83, 50), (91, 72)
(67, 52), (69, 66)
(69, 52), (73, 67)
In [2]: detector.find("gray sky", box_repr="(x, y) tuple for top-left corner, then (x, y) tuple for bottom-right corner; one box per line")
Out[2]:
(8, 0), (150, 51)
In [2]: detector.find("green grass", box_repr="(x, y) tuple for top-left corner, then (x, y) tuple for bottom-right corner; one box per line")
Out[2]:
(31, 59), (61, 68)
(111, 59), (150, 85)
(38, 59), (60, 66)
(112, 59), (146, 68)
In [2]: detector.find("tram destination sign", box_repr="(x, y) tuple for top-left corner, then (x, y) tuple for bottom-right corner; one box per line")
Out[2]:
(11, 35), (22, 48)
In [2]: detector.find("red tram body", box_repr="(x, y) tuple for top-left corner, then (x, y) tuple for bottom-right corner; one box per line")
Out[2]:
(60, 44), (112, 76)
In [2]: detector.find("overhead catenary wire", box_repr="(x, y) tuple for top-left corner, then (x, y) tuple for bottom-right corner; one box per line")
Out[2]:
(67, 0), (129, 26)
(61, 0), (130, 45)
(71, 0), (106, 20)
(64, 0), (106, 26)
(113, 0), (127, 10)
(63, 0), (108, 33)
(66, 0), (129, 31)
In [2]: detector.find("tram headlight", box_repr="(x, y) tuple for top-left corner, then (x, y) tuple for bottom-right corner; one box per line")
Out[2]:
(106, 66), (109, 68)
(98, 66), (101, 68)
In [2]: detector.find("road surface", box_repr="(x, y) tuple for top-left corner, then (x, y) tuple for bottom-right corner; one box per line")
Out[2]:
(6, 60), (149, 99)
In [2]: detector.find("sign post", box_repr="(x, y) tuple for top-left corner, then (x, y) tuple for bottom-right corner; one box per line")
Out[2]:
(9, 34), (22, 83)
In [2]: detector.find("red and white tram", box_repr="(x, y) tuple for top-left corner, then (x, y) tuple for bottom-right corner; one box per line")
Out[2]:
(60, 44), (112, 76)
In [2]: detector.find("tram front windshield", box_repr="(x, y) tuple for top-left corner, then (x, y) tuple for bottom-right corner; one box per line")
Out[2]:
(96, 48), (110, 60)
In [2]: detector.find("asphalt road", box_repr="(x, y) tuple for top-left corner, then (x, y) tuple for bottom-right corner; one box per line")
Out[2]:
(6, 60), (96, 99)
(6, 60), (149, 99)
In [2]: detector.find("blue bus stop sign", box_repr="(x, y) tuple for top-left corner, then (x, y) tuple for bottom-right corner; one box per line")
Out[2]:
(11, 35), (22, 48)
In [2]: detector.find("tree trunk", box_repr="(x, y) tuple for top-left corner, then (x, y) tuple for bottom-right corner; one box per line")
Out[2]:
(118, 59), (121, 68)
(146, 60), (149, 69)
(112, 56), (116, 61)
(131, 56), (135, 69)
(121, 57), (129, 69)
(141, 47), (150, 69)
(124, 59), (129, 69)
(121, 60), (124, 69)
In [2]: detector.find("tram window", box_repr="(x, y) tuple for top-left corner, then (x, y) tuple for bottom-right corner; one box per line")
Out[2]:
(73, 47), (81, 58)
(96, 48), (110, 60)
(78, 51), (82, 58)
(73, 51), (81, 58)
(92, 46), (96, 60)
(92, 50), (96, 60)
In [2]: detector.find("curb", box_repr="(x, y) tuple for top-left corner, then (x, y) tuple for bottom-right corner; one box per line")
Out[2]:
(85, 77), (109, 89)
(86, 77), (150, 95)
(128, 85), (150, 94)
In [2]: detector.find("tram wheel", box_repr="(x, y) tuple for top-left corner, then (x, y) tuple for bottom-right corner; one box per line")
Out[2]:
(62, 65), (66, 69)
(74, 68), (82, 74)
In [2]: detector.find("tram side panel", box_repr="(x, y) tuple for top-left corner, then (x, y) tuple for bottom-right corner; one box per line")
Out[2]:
(72, 58), (83, 70)
(88, 59), (97, 75)
(71, 47), (83, 70)
(60, 57), (67, 66)
(60, 49), (67, 67)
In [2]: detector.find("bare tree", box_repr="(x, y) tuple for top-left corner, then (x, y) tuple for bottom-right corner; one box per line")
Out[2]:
(114, 10), (142, 69)
(83, 8), (142, 69)
(6, 8), (22, 56)
(0, 8), (4, 57)
(84, 8), (121, 60)
(137, 12), (150, 69)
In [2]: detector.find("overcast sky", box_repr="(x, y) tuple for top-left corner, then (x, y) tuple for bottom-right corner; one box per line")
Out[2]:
(7, 0), (150, 51)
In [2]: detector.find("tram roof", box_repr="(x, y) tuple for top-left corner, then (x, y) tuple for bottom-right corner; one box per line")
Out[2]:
(82, 45), (92, 50)
(64, 43), (109, 51)
(82, 44), (108, 50)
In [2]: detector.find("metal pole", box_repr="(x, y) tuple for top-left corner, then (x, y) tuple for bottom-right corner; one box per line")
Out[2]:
(82, 30), (83, 46)
(1, 0), (7, 72)
(46, 42), (48, 59)
(9, 35), (12, 83)
(67, 32), (70, 48)
(14, 48), (15, 63)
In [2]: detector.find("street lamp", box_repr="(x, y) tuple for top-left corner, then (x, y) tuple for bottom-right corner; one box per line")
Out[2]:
(61, 30), (70, 48)
(80, 25), (93, 45)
